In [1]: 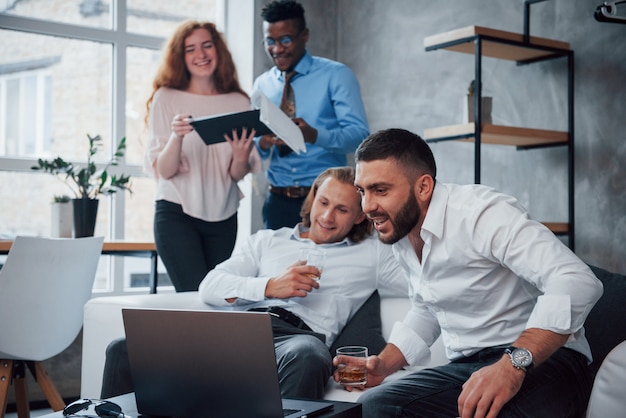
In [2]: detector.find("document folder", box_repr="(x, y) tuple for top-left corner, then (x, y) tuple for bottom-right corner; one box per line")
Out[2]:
(190, 91), (306, 154)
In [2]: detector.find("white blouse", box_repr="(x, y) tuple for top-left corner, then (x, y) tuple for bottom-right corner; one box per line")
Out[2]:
(144, 88), (261, 222)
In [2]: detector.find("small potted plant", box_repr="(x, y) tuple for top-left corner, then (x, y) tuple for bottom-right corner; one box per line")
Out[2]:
(50, 194), (73, 238)
(463, 80), (492, 124)
(32, 134), (132, 237)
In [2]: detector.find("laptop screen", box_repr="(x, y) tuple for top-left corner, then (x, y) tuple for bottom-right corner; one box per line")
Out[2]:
(122, 308), (332, 418)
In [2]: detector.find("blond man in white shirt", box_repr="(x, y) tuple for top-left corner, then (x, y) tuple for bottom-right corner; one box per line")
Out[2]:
(199, 166), (407, 399)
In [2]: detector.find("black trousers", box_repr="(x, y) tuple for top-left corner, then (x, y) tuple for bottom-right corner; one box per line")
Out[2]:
(101, 337), (134, 398)
(262, 193), (305, 230)
(154, 200), (237, 292)
(360, 347), (593, 418)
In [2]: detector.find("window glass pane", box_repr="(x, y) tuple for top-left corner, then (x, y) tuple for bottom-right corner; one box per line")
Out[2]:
(0, 29), (112, 161)
(4, 78), (19, 154)
(0, 171), (110, 237)
(123, 257), (173, 291)
(43, 74), (52, 151)
(0, 0), (112, 29)
(0, 0), (224, 294)
(125, 46), (158, 166)
(126, 0), (219, 36)
(123, 176), (154, 241)
(92, 257), (110, 292)
(22, 74), (36, 155)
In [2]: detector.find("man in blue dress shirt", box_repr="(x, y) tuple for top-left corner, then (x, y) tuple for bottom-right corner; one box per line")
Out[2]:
(254, 0), (369, 229)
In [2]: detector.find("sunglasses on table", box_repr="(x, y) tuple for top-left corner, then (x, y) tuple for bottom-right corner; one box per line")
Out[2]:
(62, 399), (126, 417)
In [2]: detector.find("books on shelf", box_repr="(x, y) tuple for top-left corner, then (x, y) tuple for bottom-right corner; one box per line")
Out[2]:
(190, 90), (306, 154)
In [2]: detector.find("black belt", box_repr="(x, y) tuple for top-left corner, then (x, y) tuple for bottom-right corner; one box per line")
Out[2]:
(249, 306), (311, 331)
(269, 185), (311, 199)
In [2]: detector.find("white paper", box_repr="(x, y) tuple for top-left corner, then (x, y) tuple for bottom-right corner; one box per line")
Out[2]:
(251, 90), (307, 154)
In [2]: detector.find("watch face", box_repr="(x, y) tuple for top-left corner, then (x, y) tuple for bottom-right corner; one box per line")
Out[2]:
(512, 348), (533, 368)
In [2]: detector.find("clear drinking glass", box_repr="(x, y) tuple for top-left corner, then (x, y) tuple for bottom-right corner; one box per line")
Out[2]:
(298, 248), (325, 280)
(336, 346), (368, 387)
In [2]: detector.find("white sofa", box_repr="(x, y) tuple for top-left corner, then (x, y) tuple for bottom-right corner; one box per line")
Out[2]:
(81, 265), (626, 413)
(80, 291), (447, 402)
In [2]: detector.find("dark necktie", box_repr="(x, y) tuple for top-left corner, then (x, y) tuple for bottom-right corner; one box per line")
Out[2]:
(278, 70), (296, 157)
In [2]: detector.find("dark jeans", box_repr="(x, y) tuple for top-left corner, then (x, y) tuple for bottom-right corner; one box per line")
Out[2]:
(273, 327), (332, 399)
(154, 200), (237, 292)
(101, 337), (134, 398)
(262, 193), (305, 230)
(101, 317), (331, 400)
(360, 346), (593, 418)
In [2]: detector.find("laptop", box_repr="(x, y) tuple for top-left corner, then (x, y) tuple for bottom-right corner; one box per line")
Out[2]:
(122, 308), (334, 418)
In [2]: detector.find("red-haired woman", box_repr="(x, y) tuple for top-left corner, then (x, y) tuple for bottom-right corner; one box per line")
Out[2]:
(144, 20), (261, 292)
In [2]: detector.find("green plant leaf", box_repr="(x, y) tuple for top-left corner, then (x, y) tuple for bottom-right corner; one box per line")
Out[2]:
(31, 133), (133, 199)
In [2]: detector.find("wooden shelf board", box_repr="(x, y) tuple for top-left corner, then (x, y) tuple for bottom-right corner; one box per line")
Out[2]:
(423, 123), (568, 147)
(424, 26), (570, 61)
(542, 222), (569, 234)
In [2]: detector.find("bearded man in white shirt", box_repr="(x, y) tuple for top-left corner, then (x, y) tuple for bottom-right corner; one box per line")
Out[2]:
(344, 128), (603, 418)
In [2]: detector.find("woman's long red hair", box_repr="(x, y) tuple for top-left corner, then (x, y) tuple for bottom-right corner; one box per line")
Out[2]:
(145, 20), (247, 125)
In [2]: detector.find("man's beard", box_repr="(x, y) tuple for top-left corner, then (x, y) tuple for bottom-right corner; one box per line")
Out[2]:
(380, 191), (421, 245)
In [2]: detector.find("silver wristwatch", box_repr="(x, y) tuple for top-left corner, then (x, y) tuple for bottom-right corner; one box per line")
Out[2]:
(504, 346), (534, 372)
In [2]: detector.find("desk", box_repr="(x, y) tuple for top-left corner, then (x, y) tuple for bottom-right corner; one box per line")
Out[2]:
(38, 393), (362, 418)
(0, 240), (160, 294)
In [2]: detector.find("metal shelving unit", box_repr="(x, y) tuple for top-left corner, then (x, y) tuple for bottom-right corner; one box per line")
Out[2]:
(422, 23), (575, 249)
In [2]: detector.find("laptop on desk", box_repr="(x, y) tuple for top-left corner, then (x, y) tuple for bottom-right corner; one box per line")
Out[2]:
(122, 308), (334, 418)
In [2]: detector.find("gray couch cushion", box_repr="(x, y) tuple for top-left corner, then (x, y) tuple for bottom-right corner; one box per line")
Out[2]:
(585, 265), (626, 375)
(329, 290), (387, 356)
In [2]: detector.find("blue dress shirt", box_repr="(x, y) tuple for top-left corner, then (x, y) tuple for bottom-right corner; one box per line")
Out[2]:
(253, 51), (369, 187)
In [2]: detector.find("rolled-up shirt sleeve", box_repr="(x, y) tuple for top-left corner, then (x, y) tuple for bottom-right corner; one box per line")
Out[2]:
(496, 216), (604, 335)
(388, 323), (433, 368)
(198, 234), (269, 306)
(525, 266), (603, 334)
(388, 301), (442, 368)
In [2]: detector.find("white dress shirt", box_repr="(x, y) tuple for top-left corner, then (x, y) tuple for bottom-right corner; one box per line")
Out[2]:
(199, 224), (408, 346)
(388, 183), (603, 368)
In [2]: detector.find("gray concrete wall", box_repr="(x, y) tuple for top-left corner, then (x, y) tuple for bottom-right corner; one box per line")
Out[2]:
(251, 0), (625, 273)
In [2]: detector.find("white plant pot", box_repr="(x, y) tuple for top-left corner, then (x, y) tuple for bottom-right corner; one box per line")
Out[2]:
(463, 95), (493, 124)
(51, 202), (73, 238)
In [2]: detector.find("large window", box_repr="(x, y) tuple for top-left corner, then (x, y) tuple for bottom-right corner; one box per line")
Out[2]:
(0, 60), (55, 157)
(0, 0), (222, 294)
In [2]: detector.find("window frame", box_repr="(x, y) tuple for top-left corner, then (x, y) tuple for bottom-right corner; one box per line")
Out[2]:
(0, 1), (227, 295)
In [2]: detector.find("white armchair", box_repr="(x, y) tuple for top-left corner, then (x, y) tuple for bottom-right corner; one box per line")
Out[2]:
(0, 236), (103, 417)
